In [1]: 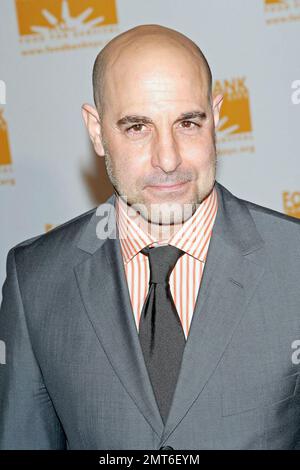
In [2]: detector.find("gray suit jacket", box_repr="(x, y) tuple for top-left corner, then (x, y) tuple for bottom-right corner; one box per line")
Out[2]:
(1, 181), (300, 450)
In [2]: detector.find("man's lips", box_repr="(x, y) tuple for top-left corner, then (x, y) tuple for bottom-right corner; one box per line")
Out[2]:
(145, 181), (189, 192)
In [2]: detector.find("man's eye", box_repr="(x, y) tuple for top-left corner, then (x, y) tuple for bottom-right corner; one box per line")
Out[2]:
(180, 121), (199, 129)
(126, 124), (145, 133)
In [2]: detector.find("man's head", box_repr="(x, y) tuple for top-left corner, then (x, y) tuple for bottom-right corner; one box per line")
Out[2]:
(82, 24), (223, 225)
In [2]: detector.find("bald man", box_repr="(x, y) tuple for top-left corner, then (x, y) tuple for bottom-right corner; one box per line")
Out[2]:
(1, 25), (300, 450)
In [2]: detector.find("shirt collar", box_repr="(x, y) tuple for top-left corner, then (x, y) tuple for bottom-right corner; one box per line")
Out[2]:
(115, 184), (218, 264)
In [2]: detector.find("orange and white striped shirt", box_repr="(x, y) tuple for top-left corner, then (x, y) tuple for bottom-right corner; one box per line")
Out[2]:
(115, 185), (218, 339)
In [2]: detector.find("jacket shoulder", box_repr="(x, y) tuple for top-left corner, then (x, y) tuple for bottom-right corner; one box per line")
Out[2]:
(218, 182), (299, 226)
(243, 198), (300, 226)
(238, 195), (300, 246)
(216, 182), (300, 247)
(241, 197), (300, 228)
(11, 206), (97, 254)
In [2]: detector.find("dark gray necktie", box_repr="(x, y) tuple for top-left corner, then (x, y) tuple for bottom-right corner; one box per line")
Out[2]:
(139, 244), (186, 423)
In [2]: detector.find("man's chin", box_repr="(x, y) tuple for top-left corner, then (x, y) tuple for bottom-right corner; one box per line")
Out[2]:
(130, 199), (199, 226)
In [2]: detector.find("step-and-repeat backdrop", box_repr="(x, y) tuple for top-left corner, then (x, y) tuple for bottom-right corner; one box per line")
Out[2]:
(1, 0), (300, 299)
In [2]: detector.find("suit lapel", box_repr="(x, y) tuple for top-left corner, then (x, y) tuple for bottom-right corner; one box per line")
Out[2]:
(74, 198), (165, 439)
(159, 182), (266, 445)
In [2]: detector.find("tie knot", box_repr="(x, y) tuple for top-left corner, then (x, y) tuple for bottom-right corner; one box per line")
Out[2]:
(141, 245), (184, 284)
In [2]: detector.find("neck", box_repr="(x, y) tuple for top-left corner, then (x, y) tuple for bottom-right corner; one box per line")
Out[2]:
(115, 192), (186, 242)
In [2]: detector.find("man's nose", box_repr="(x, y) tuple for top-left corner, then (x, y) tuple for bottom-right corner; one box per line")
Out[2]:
(151, 130), (182, 173)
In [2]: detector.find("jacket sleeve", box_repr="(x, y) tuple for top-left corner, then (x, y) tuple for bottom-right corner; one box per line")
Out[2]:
(0, 248), (67, 449)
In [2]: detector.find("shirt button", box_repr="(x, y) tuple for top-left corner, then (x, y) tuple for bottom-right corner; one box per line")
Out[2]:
(159, 445), (174, 450)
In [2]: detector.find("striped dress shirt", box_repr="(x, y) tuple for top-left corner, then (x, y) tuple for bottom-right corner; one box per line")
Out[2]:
(115, 185), (218, 339)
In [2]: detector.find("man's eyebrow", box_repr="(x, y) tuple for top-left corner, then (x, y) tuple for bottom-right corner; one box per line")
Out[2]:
(116, 115), (153, 127)
(175, 111), (207, 122)
(116, 110), (207, 127)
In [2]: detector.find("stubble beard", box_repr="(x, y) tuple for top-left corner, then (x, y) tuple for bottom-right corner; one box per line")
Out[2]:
(103, 137), (217, 226)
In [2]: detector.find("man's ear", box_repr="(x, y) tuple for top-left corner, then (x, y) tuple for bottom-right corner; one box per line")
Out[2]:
(212, 94), (223, 128)
(81, 103), (105, 156)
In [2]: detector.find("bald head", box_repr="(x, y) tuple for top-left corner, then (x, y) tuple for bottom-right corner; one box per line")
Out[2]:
(92, 24), (212, 119)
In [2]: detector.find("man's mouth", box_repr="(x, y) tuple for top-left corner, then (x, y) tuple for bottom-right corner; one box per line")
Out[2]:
(145, 181), (189, 192)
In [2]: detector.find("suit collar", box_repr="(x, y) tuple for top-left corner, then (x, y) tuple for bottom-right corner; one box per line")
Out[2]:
(76, 193), (116, 254)
(213, 181), (264, 255)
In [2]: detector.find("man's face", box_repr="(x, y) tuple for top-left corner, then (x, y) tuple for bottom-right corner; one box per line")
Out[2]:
(96, 43), (221, 224)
